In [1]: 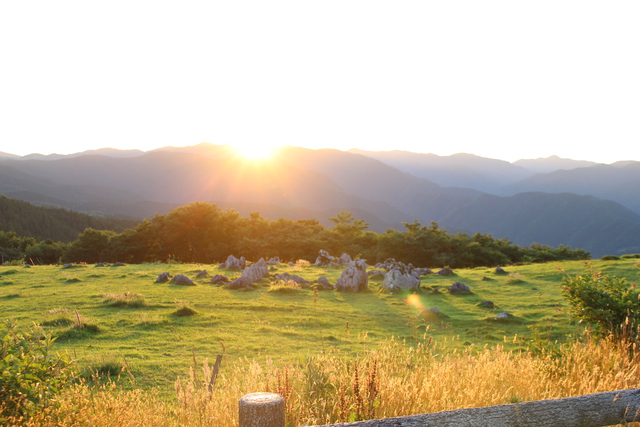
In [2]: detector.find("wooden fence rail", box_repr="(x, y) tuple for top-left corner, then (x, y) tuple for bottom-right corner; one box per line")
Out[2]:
(239, 388), (640, 427)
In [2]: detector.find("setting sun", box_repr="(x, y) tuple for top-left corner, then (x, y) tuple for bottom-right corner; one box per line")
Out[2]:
(229, 142), (278, 161)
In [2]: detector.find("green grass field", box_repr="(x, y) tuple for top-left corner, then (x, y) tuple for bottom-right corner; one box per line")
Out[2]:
(2, 258), (639, 394)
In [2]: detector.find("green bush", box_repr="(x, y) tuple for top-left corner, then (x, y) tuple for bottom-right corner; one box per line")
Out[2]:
(600, 255), (621, 261)
(0, 321), (76, 421)
(561, 264), (640, 340)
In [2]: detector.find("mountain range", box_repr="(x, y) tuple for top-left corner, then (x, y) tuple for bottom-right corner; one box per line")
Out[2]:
(1, 144), (639, 257)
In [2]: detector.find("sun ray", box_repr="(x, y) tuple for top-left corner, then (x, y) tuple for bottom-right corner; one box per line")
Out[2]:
(229, 142), (278, 161)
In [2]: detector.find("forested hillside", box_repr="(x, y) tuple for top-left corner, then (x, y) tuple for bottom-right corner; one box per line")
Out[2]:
(0, 195), (137, 242)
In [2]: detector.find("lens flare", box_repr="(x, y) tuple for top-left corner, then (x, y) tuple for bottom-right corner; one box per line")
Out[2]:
(406, 293), (424, 311)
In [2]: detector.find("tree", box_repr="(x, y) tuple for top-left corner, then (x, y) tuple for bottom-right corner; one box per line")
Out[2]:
(61, 228), (115, 263)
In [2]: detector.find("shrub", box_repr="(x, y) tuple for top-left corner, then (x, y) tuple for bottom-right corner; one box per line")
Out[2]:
(173, 304), (197, 317)
(102, 292), (146, 308)
(268, 280), (301, 293)
(0, 321), (75, 421)
(601, 255), (621, 261)
(561, 264), (640, 340)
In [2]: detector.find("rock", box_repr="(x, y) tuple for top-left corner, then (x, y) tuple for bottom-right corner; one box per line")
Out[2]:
(338, 253), (352, 266)
(381, 269), (420, 291)
(243, 258), (269, 283)
(62, 263), (74, 268)
(314, 249), (335, 266)
(195, 270), (208, 278)
(495, 267), (506, 274)
(269, 266), (276, 272)
(316, 276), (332, 289)
(414, 268), (432, 276)
(335, 259), (368, 292)
(210, 274), (230, 284)
(229, 258), (270, 289)
(113, 262), (126, 267)
(228, 276), (251, 289)
(437, 267), (454, 276)
(273, 272), (310, 285)
(266, 257), (281, 265)
(419, 307), (447, 321)
(496, 311), (514, 319)
(223, 255), (246, 270)
(478, 300), (495, 309)
(95, 262), (109, 267)
(449, 281), (471, 293)
(155, 272), (171, 283)
(170, 274), (195, 286)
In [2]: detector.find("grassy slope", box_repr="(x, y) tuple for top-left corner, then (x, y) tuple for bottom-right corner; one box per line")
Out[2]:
(1, 259), (639, 393)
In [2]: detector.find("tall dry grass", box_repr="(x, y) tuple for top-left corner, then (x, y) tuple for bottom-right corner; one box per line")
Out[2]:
(11, 334), (640, 427)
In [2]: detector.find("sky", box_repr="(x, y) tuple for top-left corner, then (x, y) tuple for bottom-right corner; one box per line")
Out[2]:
(1, 1), (639, 163)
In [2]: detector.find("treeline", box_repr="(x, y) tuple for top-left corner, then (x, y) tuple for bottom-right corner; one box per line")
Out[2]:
(1, 202), (590, 268)
(0, 195), (137, 242)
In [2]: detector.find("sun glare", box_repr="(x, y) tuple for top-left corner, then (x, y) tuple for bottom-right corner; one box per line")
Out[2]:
(230, 142), (278, 161)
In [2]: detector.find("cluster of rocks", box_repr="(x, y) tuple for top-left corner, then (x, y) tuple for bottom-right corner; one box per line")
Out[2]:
(270, 272), (334, 290)
(273, 272), (311, 286)
(371, 258), (432, 292)
(220, 255), (246, 270)
(229, 258), (270, 289)
(314, 250), (353, 268)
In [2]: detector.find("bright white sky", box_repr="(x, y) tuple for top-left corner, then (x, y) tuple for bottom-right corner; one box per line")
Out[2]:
(1, 1), (639, 163)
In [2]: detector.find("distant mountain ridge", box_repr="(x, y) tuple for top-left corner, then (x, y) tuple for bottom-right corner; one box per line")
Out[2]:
(1, 143), (639, 257)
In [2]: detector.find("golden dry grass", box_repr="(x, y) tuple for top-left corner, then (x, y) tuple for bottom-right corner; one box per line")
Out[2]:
(10, 333), (640, 427)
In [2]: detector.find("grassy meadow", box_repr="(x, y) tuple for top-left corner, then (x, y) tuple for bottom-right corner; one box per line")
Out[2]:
(2, 257), (640, 425)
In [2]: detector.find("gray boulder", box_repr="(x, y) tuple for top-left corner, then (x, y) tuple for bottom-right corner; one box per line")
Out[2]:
(223, 255), (246, 270)
(449, 281), (470, 293)
(155, 272), (171, 283)
(170, 274), (195, 286)
(381, 269), (420, 291)
(230, 258), (270, 289)
(437, 267), (454, 276)
(314, 249), (335, 266)
(266, 257), (281, 265)
(316, 276), (332, 289)
(478, 300), (495, 309)
(338, 253), (352, 266)
(210, 274), (230, 284)
(335, 259), (368, 292)
(195, 270), (208, 278)
(496, 311), (514, 319)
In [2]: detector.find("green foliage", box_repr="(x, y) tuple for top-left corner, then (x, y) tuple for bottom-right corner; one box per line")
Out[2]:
(61, 228), (116, 264)
(24, 239), (67, 264)
(0, 194), (136, 243)
(601, 255), (621, 261)
(561, 264), (640, 339)
(3, 202), (593, 267)
(0, 321), (75, 421)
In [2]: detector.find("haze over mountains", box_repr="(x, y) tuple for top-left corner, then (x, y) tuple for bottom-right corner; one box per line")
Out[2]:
(1, 144), (639, 257)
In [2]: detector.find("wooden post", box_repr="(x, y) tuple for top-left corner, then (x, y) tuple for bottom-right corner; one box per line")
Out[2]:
(239, 392), (285, 427)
